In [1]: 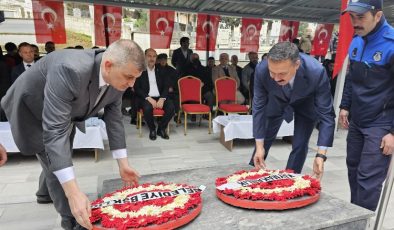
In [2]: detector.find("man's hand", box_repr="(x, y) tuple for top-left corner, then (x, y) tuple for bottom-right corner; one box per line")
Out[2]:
(253, 141), (266, 170)
(156, 98), (165, 109)
(381, 133), (394, 155)
(0, 144), (7, 166)
(146, 97), (157, 108)
(62, 180), (93, 230)
(312, 157), (325, 180)
(339, 109), (349, 129)
(117, 158), (140, 187)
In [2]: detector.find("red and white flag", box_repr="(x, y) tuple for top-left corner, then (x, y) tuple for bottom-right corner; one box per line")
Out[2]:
(278, 20), (299, 42)
(195, 14), (220, 51)
(32, 0), (66, 44)
(94, 5), (122, 47)
(311, 24), (334, 56)
(150, 10), (175, 49)
(333, 0), (354, 78)
(240, 18), (263, 53)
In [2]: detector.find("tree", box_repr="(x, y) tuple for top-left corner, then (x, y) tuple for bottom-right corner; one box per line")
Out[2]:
(133, 9), (148, 32)
(221, 17), (241, 38)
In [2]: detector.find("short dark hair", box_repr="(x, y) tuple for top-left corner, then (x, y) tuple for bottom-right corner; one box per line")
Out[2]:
(180, 37), (189, 45)
(45, 41), (54, 46)
(208, 57), (215, 61)
(268, 42), (299, 63)
(157, 53), (168, 60)
(18, 42), (31, 50)
(5, 42), (17, 52)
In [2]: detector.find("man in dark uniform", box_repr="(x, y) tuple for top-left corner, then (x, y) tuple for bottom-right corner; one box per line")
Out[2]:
(340, 0), (394, 211)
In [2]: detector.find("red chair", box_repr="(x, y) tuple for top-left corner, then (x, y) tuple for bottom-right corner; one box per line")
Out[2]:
(136, 108), (169, 137)
(215, 77), (249, 116)
(177, 76), (211, 135)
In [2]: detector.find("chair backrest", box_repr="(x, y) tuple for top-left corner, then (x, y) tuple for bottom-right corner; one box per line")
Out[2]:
(215, 77), (237, 105)
(178, 76), (202, 105)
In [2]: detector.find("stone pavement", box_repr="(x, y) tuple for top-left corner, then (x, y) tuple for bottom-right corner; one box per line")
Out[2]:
(0, 116), (393, 230)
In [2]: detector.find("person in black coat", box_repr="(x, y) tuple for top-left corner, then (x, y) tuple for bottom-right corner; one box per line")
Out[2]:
(171, 37), (192, 77)
(11, 42), (35, 84)
(157, 53), (179, 118)
(185, 53), (214, 111)
(134, 48), (175, 140)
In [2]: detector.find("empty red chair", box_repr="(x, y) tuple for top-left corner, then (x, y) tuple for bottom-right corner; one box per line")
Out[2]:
(215, 77), (249, 116)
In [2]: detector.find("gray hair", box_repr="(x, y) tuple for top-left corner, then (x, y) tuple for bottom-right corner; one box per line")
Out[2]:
(103, 39), (146, 71)
(268, 42), (300, 63)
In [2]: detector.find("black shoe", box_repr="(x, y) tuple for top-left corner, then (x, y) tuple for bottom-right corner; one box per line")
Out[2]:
(157, 128), (169, 139)
(37, 195), (53, 204)
(149, 130), (157, 140)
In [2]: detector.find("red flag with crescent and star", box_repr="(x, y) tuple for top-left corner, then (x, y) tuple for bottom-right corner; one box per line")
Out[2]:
(94, 4), (122, 47)
(311, 24), (334, 56)
(278, 20), (300, 42)
(240, 18), (263, 53)
(32, 0), (66, 44)
(150, 10), (175, 49)
(333, 0), (354, 78)
(195, 14), (220, 51)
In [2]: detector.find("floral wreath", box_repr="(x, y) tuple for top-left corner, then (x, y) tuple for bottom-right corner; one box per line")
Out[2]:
(215, 169), (320, 201)
(90, 182), (203, 229)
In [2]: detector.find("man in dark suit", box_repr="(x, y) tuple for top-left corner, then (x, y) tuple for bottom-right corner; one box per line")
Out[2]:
(134, 48), (175, 140)
(185, 53), (214, 111)
(250, 42), (335, 179)
(171, 37), (192, 77)
(11, 42), (35, 84)
(1, 39), (146, 229)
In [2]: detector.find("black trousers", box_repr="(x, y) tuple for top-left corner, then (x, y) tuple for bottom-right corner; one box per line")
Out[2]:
(141, 97), (175, 131)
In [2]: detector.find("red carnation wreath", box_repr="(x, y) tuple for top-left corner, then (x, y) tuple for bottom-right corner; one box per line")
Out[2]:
(90, 182), (204, 230)
(216, 169), (321, 210)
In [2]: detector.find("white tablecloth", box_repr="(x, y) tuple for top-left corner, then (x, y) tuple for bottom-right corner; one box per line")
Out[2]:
(0, 118), (107, 153)
(212, 115), (294, 142)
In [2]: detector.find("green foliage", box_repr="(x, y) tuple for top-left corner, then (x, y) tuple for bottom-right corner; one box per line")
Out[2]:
(133, 9), (148, 32)
(298, 22), (309, 38)
(221, 17), (241, 31)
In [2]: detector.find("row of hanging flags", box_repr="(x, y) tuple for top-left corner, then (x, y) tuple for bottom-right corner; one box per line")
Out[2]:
(32, 1), (333, 54)
(32, 0), (351, 76)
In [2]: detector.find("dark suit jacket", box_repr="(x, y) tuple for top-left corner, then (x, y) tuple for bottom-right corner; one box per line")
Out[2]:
(134, 65), (170, 100)
(1, 49), (126, 172)
(171, 48), (192, 76)
(252, 53), (335, 147)
(11, 63), (26, 84)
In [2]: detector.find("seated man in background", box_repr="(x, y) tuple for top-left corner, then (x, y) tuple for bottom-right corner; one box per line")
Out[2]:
(157, 53), (179, 120)
(212, 53), (245, 104)
(134, 48), (175, 140)
(242, 51), (259, 106)
(185, 53), (214, 111)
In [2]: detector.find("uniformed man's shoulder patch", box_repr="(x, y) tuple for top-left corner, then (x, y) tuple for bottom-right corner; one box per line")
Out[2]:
(373, 51), (382, 62)
(352, 47), (358, 57)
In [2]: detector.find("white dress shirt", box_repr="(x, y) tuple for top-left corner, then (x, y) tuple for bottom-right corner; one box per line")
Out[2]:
(147, 66), (160, 97)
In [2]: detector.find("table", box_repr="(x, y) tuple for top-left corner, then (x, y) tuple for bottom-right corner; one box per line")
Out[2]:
(212, 115), (294, 151)
(101, 164), (374, 230)
(0, 118), (108, 162)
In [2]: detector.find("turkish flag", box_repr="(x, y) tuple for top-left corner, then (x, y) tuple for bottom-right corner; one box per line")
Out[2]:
(311, 24), (334, 56)
(240, 18), (263, 53)
(150, 10), (175, 49)
(278, 20), (300, 42)
(195, 14), (220, 51)
(32, 0), (66, 44)
(94, 5), (122, 47)
(333, 0), (354, 78)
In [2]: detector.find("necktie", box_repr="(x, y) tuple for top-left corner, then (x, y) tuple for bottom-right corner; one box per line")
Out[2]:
(223, 66), (230, 76)
(282, 84), (294, 123)
(26, 64), (31, 68)
(94, 85), (108, 107)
